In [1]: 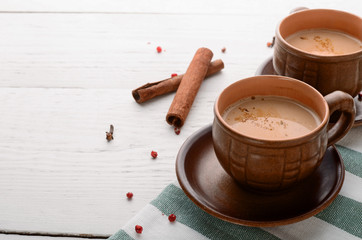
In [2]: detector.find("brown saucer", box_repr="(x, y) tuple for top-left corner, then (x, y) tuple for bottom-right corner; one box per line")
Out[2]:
(176, 124), (344, 227)
(255, 56), (362, 127)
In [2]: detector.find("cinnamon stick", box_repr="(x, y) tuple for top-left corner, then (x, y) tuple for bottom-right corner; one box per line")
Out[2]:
(166, 48), (213, 128)
(132, 59), (224, 103)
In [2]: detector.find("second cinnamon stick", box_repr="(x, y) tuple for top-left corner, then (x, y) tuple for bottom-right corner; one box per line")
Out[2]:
(166, 48), (214, 128)
(132, 59), (224, 103)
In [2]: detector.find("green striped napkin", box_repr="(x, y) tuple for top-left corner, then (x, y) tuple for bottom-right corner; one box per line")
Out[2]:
(109, 140), (362, 240)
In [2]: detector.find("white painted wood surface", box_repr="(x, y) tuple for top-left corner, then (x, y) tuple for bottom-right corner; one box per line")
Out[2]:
(0, 1), (361, 239)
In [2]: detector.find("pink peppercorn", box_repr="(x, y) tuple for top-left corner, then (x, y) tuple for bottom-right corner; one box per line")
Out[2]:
(151, 150), (158, 159)
(135, 225), (143, 234)
(168, 214), (176, 222)
(126, 192), (133, 199)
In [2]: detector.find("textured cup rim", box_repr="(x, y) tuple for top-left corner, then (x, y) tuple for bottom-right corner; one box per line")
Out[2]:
(214, 75), (329, 145)
(276, 8), (362, 59)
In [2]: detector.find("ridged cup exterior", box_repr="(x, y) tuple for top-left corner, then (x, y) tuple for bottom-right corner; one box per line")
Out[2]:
(273, 37), (362, 97)
(212, 117), (328, 191)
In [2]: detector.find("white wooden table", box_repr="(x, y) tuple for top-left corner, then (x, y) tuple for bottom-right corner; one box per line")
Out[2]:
(0, 1), (361, 239)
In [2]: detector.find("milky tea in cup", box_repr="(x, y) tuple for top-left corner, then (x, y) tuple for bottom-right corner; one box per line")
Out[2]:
(285, 28), (362, 56)
(222, 95), (321, 140)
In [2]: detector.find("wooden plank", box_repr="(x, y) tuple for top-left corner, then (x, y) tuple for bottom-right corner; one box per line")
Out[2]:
(0, 0), (360, 15)
(0, 233), (105, 240)
(0, 13), (273, 89)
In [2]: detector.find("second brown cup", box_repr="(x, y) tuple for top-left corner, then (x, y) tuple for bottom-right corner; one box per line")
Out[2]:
(212, 75), (355, 192)
(273, 8), (362, 97)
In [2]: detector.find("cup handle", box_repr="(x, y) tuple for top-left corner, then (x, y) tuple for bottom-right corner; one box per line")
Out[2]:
(324, 91), (356, 146)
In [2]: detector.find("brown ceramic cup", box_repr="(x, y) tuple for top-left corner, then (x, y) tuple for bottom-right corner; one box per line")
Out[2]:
(273, 9), (362, 97)
(212, 75), (355, 192)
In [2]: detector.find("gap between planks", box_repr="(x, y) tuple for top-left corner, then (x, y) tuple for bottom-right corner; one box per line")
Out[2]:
(0, 229), (110, 239)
